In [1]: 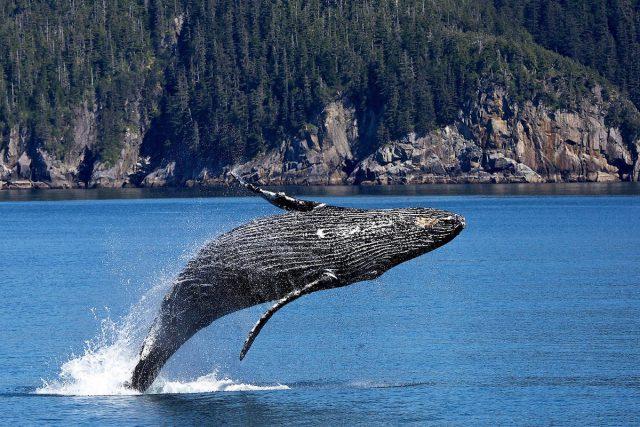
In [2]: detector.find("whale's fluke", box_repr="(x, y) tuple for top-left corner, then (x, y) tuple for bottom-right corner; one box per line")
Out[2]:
(239, 270), (339, 360)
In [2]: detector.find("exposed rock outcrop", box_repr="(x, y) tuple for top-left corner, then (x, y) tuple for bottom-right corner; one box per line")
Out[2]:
(2, 84), (639, 189)
(233, 84), (639, 185)
(0, 101), (146, 189)
(90, 127), (145, 188)
(142, 161), (176, 187)
(232, 102), (358, 185)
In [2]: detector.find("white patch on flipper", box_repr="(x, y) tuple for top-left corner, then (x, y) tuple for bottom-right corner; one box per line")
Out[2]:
(316, 229), (326, 238)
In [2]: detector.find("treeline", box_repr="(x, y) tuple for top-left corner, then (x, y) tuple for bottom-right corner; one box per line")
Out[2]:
(493, 0), (640, 108)
(0, 0), (174, 163)
(1, 0), (639, 172)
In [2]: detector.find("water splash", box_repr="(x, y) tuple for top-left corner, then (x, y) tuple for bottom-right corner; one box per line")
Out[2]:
(36, 336), (140, 396)
(36, 275), (288, 396)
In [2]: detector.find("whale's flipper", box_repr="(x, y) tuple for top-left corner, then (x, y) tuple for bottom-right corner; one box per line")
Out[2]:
(240, 271), (339, 360)
(231, 171), (325, 212)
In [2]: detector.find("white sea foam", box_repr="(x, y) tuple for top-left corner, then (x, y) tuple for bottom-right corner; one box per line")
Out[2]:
(36, 350), (288, 396)
(151, 372), (288, 394)
(36, 338), (141, 396)
(36, 275), (288, 396)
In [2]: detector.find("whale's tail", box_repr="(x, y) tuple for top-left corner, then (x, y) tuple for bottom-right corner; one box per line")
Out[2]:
(130, 298), (202, 391)
(130, 279), (220, 392)
(129, 278), (245, 392)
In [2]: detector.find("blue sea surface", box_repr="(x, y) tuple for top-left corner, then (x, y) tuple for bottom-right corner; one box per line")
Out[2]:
(0, 186), (639, 424)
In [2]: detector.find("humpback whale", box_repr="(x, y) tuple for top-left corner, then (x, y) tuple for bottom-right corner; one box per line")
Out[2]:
(130, 176), (465, 391)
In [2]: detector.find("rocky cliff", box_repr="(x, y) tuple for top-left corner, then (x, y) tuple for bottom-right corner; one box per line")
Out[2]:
(348, 85), (640, 184)
(230, 102), (359, 186)
(1, 83), (639, 189)
(234, 84), (640, 185)
(0, 101), (148, 190)
(4, 0), (640, 190)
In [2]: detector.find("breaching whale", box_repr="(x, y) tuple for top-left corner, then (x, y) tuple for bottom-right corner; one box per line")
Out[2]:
(130, 176), (465, 391)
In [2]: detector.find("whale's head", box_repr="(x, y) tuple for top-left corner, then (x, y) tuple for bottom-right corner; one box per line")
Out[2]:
(383, 207), (465, 271)
(391, 207), (465, 248)
(410, 208), (466, 244)
(340, 207), (465, 277)
(328, 206), (465, 281)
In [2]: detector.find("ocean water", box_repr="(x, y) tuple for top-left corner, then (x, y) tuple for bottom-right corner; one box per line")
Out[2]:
(0, 186), (639, 425)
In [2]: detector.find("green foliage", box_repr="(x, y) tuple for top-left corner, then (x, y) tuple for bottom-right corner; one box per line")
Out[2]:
(606, 99), (640, 142)
(1, 0), (639, 171)
(0, 0), (173, 165)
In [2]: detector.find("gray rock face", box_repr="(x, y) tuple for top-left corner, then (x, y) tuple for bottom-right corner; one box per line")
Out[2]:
(2, 83), (639, 189)
(1, 127), (24, 182)
(16, 152), (32, 180)
(0, 101), (146, 189)
(91, 127), (144, 188)
(142, 162), (176, 187)
(347, 85), (638, 184)
(233, 102), (358, 185)
(231, 84), (640, 185)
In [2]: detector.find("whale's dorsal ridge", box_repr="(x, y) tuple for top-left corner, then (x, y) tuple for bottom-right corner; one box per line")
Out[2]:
(239, 270), (340, 360)
(232, 171), (329, 212)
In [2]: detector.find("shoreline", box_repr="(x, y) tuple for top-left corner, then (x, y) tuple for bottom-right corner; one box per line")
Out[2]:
(1, 176), (634, 191)
(2, 182), (640, 202)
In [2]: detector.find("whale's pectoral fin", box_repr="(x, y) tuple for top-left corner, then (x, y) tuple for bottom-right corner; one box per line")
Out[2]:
(240, 270), (339, 360)
(231, 171), (325, 212)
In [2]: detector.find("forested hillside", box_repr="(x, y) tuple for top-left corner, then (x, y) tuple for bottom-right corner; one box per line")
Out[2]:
(1, 0), (640, 188)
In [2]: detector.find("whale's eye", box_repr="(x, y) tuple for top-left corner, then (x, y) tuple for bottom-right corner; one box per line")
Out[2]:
(415, 217), (438, 228)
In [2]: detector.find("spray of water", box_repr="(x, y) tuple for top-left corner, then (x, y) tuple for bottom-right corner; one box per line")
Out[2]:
(36, 274), (288, 396)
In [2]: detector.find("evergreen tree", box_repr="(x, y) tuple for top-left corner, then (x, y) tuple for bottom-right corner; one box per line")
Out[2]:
(1, 0), (639, 173)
